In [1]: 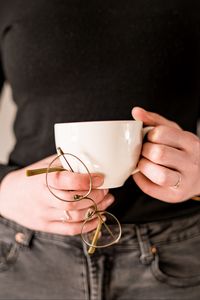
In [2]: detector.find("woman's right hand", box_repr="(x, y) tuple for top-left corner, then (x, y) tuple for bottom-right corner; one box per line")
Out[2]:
(0, 155), (114, 235)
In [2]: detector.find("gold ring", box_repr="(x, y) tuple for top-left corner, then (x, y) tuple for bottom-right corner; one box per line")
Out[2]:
(60, 210), (71, 223)
(172, 174), (181, 189)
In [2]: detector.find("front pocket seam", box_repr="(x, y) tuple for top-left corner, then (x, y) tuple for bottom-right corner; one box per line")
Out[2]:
(151, 253), (200, 288)
(0, 216), (32, 236)
(0, 242), (20, 272)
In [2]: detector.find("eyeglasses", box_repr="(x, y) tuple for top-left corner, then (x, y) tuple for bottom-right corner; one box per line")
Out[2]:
(26, 147), (122, 254)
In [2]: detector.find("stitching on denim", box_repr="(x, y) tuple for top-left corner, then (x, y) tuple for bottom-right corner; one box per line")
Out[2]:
(0, 216), (31, 235)
(81, 253), (90, 300)
(151, 227), (200, 246)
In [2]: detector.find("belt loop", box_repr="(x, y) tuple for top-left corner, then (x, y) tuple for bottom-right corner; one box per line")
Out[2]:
(135, 225), (154, 265)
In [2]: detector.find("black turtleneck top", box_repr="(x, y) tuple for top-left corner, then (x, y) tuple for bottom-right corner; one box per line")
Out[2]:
(0, 0), (200, 223)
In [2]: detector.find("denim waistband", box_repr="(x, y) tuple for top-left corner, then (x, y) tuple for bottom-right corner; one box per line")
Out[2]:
(0, 209), (200, 250)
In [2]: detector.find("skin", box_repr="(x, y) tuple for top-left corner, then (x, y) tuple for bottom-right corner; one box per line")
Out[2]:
(0, 106), (199, 235)
(132, 107), (200, 203)
(0, 157), (114, 235)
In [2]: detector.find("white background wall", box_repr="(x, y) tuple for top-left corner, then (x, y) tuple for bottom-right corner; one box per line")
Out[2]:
(0, 84), (17, 163)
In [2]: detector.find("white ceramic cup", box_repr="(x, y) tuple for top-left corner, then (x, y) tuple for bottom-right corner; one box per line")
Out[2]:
(54, 120), (152, 189)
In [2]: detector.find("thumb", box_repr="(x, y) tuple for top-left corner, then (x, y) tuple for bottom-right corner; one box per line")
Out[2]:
(131, 107), (181, 129)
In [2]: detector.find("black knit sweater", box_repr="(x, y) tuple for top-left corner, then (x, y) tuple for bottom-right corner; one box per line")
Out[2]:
(0, 0), (200, 222)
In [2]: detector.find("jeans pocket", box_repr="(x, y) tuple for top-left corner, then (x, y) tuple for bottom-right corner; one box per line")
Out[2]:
(0, 217), (25, 272)
(151, 234), (200, 288)
(0, 241), (19, 272)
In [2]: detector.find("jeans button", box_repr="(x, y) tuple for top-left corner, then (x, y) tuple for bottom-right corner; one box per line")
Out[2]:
(15, 232), (26, 245)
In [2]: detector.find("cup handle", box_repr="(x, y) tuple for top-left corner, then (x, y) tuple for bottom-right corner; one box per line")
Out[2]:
(132, 126), (154, 175)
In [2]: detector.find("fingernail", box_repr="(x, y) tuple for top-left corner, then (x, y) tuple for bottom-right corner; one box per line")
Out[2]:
(92, 176), (104, 187)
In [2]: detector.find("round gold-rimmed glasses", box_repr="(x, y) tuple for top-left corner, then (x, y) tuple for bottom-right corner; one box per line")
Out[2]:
(26, 147), (122, 254)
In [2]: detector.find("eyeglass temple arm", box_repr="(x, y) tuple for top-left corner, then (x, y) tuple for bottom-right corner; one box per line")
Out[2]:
(26, 147), (74, 176)
(88, 212), (117, 255)
(57, 147), (74, 172)
(26, 167), (65, 176)
(88, 217), (103, 255)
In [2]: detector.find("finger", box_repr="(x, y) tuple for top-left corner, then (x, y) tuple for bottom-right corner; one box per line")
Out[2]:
(133, 172), (184, 203)
(46, 171), (104, 190)
(44, 217), (101, 236)
(132, 107), (181, 129)
(46, 194), (115, 223)
(142, 142), (186, 171)
(48, 189), (109, 210)
(137, 157), (182, 188)
(147, 126), (192, 151)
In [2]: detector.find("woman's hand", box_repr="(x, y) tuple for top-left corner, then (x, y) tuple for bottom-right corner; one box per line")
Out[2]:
(0, 155), (114, 235)
(132, 107), (200, 203)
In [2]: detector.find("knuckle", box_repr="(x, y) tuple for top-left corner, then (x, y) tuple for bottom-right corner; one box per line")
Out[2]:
(184, 130), (197, 140)
(184, 132), (200, 166)
(149, 126), (163, 142)
(185, 131), (200, 147)
(189, 161), (199, 176)
(170, 121), (181, 129)
(151, 145), (165, 163)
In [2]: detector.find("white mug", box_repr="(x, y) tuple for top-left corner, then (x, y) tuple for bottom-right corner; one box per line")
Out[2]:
(54, 120), (152, 189)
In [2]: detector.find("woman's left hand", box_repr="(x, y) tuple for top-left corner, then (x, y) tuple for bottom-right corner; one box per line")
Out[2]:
(132, 107), (200, 203)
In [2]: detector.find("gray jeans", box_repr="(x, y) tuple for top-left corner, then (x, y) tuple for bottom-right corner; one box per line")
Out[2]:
(0, 210), (200, 300)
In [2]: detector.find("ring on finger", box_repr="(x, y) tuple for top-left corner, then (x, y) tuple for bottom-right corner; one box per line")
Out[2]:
(60, 210), (71, 223)
(172, 173), (182, 189)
